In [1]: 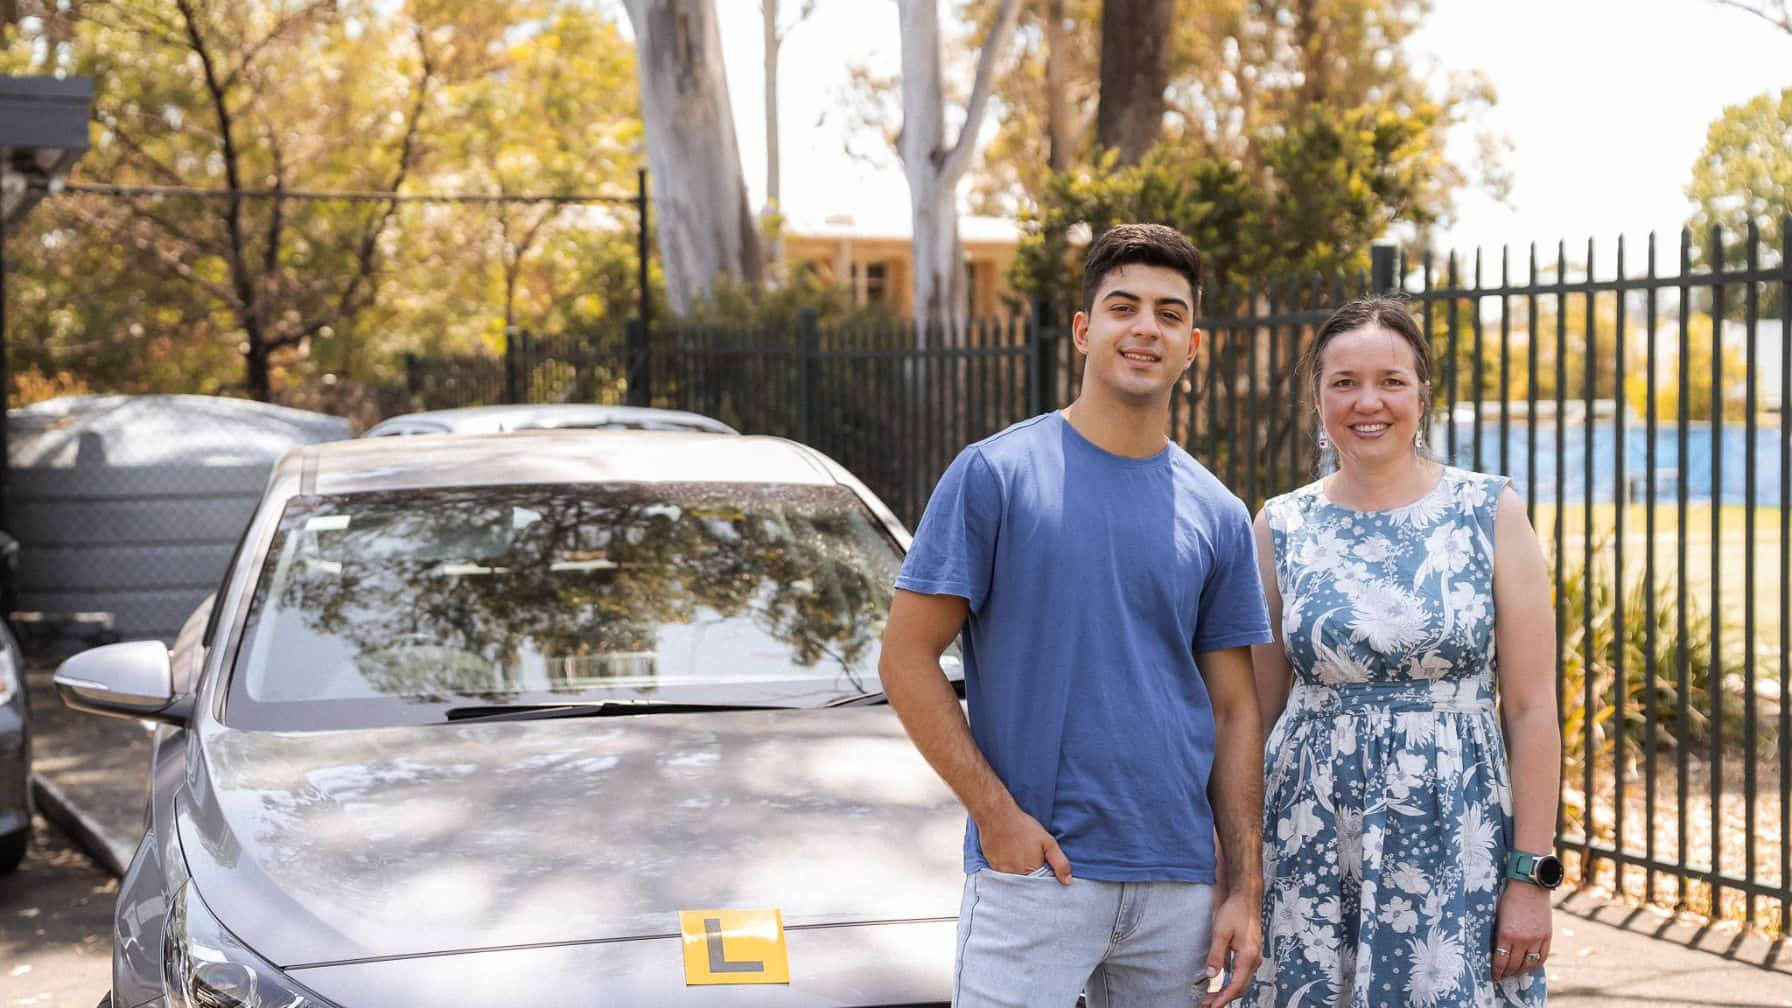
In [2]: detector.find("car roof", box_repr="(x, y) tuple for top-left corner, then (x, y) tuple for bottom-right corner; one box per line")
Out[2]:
(275, 430), (837, 497)
(361, 404), (737, 437)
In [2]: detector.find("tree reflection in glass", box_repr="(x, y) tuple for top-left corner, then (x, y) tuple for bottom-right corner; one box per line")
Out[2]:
(233, 483), (904, 723)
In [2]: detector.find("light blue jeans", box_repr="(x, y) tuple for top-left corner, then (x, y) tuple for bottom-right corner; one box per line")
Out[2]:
(953, 866), (1216, 1007)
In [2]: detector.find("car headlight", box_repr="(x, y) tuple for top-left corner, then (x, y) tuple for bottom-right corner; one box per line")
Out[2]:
(164, 882), (336, 1008)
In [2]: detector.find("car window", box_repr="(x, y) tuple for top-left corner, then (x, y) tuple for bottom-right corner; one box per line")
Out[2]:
(227, 482), (922, 729)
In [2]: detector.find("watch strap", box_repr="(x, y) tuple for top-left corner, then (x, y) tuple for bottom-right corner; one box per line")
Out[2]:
(1506, 849), (1559, 887)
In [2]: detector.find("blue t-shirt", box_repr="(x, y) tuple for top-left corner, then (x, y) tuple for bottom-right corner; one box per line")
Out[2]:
(894, 411), (1272, 883)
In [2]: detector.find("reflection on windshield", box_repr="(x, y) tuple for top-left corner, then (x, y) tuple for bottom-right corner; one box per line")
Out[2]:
(231, 483), (906, 726)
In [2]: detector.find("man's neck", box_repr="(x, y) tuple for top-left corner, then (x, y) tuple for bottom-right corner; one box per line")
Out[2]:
(1060, 395), (1170, 459)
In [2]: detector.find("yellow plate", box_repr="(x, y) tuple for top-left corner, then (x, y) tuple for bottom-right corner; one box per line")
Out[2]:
(678, 909), (790, 985)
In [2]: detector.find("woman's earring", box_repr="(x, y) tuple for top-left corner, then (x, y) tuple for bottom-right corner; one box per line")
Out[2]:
(1413, 430), (1426, 452)
(1317, 433), (1329, 450)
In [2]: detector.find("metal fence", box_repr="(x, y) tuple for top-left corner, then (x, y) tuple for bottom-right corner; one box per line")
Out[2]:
(403, 221), (1790, 931)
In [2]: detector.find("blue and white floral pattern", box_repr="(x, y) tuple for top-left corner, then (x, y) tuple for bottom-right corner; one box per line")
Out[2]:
(1246, 467), (1545, 1008)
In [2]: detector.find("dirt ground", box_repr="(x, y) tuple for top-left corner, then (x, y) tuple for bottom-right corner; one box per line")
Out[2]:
(0, 816), (115, 1008)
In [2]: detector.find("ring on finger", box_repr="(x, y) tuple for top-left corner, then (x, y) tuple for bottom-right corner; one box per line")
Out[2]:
(1493, 947), (1510, 957)
(1524, 951), (1542, 963)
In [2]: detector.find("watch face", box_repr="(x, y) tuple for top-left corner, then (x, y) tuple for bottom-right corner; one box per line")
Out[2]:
(1534, 855), (1565, 888)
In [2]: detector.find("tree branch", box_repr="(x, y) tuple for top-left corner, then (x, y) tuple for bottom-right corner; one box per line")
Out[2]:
(82, 1), (190, 52)
(93, 112), (191, 187)
(220, 0), (339, 93)
(938, 0), (1020, 185)
(66, 198), (239, 306)
(1712, 0), (1792, 32)
(118, 199), (224, 260)
(296, 22), (436, 346)
(259, 127), (287, 308)
(173, 0), (260, 347)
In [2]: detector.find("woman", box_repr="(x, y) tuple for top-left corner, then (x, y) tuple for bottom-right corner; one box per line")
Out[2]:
(1244, 298), (1560, 1007)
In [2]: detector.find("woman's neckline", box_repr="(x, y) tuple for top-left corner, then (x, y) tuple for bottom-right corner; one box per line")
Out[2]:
(1317, 463), (1450, 514)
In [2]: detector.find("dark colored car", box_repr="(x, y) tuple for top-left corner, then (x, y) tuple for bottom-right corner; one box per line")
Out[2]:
(60, 430), (964, 1007)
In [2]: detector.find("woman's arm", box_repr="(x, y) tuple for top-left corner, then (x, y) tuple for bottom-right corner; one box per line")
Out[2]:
(1490, 485), (1561, 980)
(1251, 510), (1293, 739)
(1492, 486), (1561, 853)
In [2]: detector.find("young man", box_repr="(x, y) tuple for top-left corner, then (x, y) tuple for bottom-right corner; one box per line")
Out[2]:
(880, 223), (1269, 1008)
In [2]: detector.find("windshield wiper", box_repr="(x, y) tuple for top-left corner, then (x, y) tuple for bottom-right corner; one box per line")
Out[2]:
(824, 677), (966, 708)
(444, 700), (789, 724)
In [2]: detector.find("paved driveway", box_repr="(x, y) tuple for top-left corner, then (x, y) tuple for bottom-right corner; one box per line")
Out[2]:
(0, 816), (113, 1008)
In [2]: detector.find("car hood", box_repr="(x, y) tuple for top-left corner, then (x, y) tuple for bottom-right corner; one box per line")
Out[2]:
(177, 706), (966, 968)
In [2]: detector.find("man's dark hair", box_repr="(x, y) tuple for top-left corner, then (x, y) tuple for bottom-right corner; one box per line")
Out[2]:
(1079, 223), (1203, 315)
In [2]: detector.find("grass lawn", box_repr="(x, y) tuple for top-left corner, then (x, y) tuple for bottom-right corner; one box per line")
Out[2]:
(1530, 502), (1786, 669)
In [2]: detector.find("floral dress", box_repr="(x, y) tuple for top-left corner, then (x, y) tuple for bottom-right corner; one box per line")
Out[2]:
(1245, 467), (1546, 1008)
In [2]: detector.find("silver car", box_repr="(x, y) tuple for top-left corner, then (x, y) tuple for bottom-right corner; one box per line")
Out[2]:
(361, 404), (739, 438)
(59, 431), (963, 1007)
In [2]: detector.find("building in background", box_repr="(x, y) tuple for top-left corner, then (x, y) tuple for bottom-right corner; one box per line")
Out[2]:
(783, 212), (1021, 319)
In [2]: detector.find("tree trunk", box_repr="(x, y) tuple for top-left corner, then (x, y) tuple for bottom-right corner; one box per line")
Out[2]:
(1095, 0), (1172, 165)
(897, 0), (1018, 345)
(623, 0), (761, 315)
(245, 329), (271, 403)
(1044, 0), (1072, 172)
(763, 0), (783, 272)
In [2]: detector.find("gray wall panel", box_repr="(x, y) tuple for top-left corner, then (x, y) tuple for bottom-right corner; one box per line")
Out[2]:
(6, 496), (256, 547)
(19, 590), (208, 641)
(16, 543), (237, 593)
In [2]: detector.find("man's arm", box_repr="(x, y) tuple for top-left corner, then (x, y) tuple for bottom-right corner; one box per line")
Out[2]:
(1250, 511), (1293, 737)
(879, 589), (1072, 883)
(1196, 644), (1265, 1008)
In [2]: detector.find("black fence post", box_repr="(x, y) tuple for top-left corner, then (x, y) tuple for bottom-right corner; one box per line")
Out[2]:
(797, 307), (820, 446)
(1032, 297), (1058, 415)
(503, 325), (521, 405)
(625, 317), (650, 407)
(1371, 242), (1397, 294)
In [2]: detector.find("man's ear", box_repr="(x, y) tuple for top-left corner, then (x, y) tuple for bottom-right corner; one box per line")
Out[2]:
(1183, 327), (1203, 371)
(1071, 310), (1090, 354)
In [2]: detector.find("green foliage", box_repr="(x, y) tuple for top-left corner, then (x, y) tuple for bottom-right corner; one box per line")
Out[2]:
(1686, 87), (1792, 317)
(2, 1), (646, 416)
(962, 0), (1496, 228)
(1621, 316), (1752, 423)
(680, 268), (902, 330)
(1412, 293), (1754, 426)
(1555, 533), (1761, 778)
(1011, 102), (1449, 307)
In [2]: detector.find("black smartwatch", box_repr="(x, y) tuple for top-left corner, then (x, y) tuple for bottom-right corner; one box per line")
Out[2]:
(1506, 849), (1564, 890)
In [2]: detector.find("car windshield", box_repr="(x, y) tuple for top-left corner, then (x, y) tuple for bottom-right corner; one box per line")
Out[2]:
(228, 482), (924, 729)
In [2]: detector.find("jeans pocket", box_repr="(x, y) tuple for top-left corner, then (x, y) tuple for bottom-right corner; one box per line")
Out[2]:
(984, 863), (1054, 879)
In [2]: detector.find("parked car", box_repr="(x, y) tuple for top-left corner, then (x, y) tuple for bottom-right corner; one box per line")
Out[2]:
(0, 530), (31, 875)
(0, 627), (28, 876)
(361, 404), (738, 438)
(59, 430), (964, 1007)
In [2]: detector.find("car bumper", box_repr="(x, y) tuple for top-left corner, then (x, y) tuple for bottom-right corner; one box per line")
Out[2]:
(285, 919), (957, 1007)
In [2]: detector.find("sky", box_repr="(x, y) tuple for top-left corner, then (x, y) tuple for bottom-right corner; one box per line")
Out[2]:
(711, 0), (1792, 269)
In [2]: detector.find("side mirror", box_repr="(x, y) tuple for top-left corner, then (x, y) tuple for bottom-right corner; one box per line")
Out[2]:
(53, 640), (191, 725)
